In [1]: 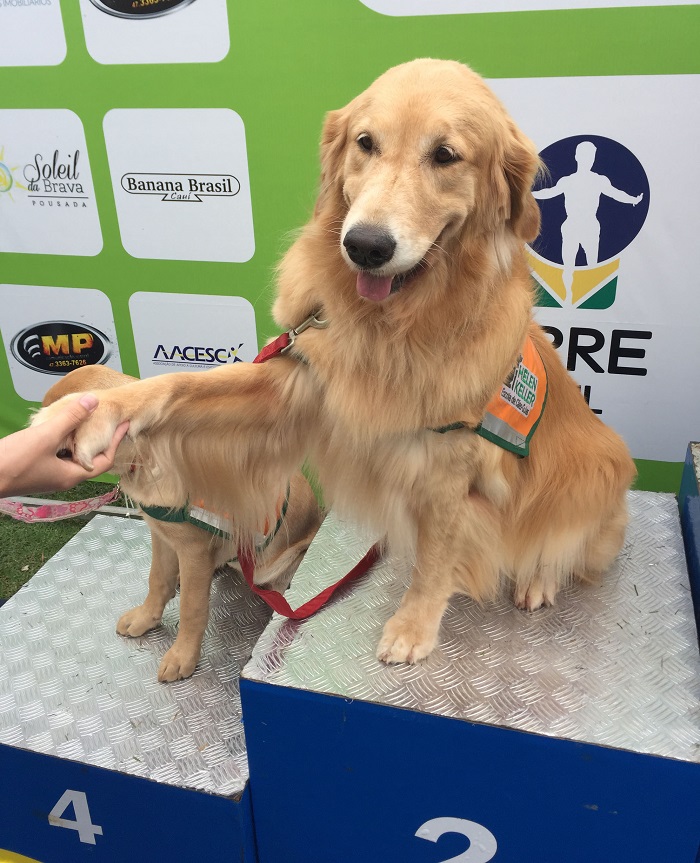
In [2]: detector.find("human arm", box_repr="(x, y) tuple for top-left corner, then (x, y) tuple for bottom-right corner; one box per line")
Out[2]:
(0, 394), (129, 498)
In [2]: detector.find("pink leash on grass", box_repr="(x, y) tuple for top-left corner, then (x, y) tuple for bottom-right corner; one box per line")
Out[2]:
(0, 485), (121, 524)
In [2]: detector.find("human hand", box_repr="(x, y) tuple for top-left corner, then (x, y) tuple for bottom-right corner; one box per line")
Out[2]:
(0, 394), (129, 498)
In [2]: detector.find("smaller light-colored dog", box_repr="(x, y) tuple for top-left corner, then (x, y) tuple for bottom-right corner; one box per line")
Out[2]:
(38, 365), (323, 682)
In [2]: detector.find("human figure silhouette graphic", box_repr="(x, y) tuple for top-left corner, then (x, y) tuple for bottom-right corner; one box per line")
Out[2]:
(533, 141), (643, 302)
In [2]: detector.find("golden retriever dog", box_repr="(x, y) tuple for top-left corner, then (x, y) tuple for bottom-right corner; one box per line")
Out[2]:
(39, 365), (322, 682)
(34, 59), (635, 665)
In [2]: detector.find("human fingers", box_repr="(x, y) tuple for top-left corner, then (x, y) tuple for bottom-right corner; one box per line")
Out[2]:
(39, 394), (99, 444)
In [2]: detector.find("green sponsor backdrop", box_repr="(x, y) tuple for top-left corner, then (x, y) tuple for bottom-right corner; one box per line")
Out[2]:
(1, 1), (698, 490)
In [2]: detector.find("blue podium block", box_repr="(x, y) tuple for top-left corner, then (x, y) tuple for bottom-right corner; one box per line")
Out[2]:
(242, 491), (700, 863)
(0, 742), (256, 861)
(680, 443), (700, 639)
(0, 516), (268, 863)
(679, 442), (700, 515)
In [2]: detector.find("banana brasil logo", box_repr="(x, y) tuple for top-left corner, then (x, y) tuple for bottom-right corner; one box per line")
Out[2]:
(528, 135), (649, 309)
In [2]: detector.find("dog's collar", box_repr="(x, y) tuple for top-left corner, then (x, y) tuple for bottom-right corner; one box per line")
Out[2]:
(140, 484), (290, 551)
(254, 312), (328, 364)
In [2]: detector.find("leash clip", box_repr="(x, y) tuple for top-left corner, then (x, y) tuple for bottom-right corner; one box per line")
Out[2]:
(281, 312), (329, 354)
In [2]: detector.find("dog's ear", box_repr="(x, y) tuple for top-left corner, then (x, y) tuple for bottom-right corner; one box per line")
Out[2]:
(315, 107), (349, 217)
(503, 120), (541, 242)
(475, 119), (540, 242)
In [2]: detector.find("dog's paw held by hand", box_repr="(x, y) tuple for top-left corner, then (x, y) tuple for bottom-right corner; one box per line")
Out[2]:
(33, 390), (125, 471)
(72, 399), (124, 471)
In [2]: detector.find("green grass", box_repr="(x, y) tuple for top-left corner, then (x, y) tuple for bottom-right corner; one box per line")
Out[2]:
(0, 481), (124, 601)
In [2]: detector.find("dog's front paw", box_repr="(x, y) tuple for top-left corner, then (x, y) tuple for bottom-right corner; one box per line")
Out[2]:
(33, 391), (126, 471)
(117, 605), (162, 638)
(376, 613), (438, 664)
(158, 646), (199, 682)
(72, 397), (126, 471)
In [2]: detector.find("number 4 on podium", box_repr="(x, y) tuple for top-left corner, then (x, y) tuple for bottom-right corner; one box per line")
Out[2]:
(48, 790), (103, 845)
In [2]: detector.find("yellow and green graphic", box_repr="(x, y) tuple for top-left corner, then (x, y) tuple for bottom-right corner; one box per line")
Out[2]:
(0, 147), (27, 200)
(0, 850), (43, 863)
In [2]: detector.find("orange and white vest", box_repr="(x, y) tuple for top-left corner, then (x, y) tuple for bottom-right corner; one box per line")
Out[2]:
(434, 336), (548, 457)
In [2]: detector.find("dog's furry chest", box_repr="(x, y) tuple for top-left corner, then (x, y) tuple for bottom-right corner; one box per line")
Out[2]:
(296, 324), (490, 437)
(312, 418), (487, 546)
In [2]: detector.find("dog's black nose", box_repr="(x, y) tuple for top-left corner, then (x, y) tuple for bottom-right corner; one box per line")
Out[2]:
(343, 225), (396, 269)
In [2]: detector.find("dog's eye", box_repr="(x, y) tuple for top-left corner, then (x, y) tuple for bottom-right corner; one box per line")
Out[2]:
(357, 134), (374, 153)
(434, 145), (458, 165)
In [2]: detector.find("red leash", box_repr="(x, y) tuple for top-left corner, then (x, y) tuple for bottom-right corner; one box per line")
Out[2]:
(240, 313), (380, 619)
(237, 543), (381, 620)
(252, 312), (327, 365)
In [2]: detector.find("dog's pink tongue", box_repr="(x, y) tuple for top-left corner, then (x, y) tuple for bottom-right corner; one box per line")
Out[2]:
(356, 271), (393, 302)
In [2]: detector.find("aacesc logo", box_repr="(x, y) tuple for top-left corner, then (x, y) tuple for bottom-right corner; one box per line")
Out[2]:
(11, 321), (111, 374)
(528, 135), (649, 309)
(152, 342), (245, 367)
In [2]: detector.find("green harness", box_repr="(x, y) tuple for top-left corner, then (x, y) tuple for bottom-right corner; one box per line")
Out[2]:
(140, 484), (290, 553)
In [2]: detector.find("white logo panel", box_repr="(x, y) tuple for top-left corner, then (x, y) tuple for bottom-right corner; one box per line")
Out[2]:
(78, 0), (229, 65)
(0, 110), (102, 256)
(129, 292), (258, 379)
(361, 0), (695, 15)
(1, 0), (66, 67)
(487, 74), (700, 463)
(0, 285), (121, 402)
(104, 109), (254, 262)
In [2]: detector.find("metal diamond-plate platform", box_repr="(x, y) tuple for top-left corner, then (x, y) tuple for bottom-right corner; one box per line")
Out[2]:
(245, 490), (700, 763)
(0, 515), (273, 798)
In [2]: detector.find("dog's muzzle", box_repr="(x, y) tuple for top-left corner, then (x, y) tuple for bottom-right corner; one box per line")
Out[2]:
(343, 224), (397, 269)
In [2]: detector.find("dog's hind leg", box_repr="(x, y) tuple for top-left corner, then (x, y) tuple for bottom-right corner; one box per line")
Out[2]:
(512, 500), (628, 611)
(578, 500), (629, 583)
(512, 526), (584, 612)
(117, 523), (179, 638)
(513, 563), (558, 612)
